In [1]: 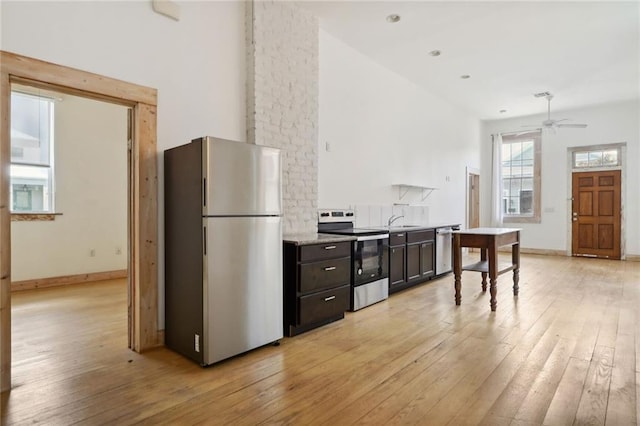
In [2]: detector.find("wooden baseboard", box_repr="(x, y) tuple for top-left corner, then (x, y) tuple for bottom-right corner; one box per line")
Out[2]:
(11, 269), (127, 292)
(498, 247), (567, 256)
(496, 247), (640, 261)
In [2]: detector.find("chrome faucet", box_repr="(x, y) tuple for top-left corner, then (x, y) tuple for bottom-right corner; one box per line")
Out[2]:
(387, 214), (404, 227)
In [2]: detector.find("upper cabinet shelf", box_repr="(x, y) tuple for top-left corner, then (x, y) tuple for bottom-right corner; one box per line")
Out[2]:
(393, 184), (438, 201)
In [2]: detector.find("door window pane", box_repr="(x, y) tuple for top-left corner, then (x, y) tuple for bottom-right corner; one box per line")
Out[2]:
(573, 147), (621, 168)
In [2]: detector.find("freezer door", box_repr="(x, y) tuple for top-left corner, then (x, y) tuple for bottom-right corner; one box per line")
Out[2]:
(202, 137), (281, 216)
(203, 216), (283, 365)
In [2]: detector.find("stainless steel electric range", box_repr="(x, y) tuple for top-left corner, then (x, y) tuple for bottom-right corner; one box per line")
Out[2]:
(318, 209), (389, 311)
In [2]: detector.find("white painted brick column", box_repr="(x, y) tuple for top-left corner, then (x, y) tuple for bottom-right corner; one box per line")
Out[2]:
(246, 0), (319, 235)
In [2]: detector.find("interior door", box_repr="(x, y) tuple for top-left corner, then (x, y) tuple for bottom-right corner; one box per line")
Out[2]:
(468, 173), (480, 229)
(572, 170), (621, 259)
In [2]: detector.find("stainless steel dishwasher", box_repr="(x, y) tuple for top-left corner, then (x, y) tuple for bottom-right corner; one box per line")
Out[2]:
(436, 226), (459, 275)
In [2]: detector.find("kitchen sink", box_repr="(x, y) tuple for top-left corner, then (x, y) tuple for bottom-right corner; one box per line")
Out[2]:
(374, 225), (426, 230)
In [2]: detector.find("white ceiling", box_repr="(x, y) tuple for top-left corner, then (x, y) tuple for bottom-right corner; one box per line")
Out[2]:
(300, 1), (640, 120)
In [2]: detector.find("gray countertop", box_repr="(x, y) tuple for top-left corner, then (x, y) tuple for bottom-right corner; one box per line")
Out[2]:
(283, 233), (357, 246)
(373, 223), (461, 233)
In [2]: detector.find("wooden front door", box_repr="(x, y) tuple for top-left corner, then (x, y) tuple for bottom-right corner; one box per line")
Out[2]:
(572, 170), (621, 259)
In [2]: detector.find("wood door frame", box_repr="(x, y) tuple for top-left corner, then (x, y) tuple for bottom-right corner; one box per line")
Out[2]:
(566, 143), (626, 259)
(0, 51), (160, 392)
(465, 166), (480, 229)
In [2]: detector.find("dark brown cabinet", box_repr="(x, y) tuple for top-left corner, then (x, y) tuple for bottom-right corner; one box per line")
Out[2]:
(406, 243), (421, 281)
(420, 240), (435, 278)
(389, 228), (435, 294)
(389, 232), (407, 289)
(283, 240), (351, 336)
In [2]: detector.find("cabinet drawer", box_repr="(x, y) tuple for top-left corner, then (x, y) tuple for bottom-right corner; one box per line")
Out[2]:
(298, 285), (350, 325)
(407, 229), (434, 243)
(389, 232), (406, 246)
(299, 257), (351, 293)
(300, 241), (351, 262)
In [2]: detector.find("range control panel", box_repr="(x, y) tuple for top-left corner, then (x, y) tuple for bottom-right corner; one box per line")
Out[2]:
(318, 209), (355, 223)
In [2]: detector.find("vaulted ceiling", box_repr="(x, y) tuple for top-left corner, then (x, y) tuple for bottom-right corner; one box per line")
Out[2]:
(301, 1), (639, 120)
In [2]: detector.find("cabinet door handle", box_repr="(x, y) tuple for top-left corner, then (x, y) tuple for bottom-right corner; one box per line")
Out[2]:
(422, 243), (427, 248)
(324, 266), (336, 271)
(324, 245), (336, 250)
(397, 234), (404, 237)
(324, 295), (336, 302)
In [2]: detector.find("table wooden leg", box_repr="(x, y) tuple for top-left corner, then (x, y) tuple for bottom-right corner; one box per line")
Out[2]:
(454, 233), (462, 305)
(480, 249), (487, 292)
(488, 240), (498, 311)
(512, 242), (520, 296)
(490, 278), (497, 311)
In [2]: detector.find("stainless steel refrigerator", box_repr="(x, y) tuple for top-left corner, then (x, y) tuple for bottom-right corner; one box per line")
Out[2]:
(164, 136), (283, 366)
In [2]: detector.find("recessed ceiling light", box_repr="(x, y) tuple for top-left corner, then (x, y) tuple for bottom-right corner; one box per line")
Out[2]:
(429, 50), (441, 57)
(499, 109), (507, 113)
(460, 75), (471, 79)
(386, 14), (401, 23)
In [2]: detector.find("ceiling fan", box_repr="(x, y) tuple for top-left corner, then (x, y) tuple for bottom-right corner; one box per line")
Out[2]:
(523, 92), (587, 132)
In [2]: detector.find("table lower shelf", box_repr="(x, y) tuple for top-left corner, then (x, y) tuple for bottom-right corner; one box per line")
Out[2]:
(462, 261), (516, 276)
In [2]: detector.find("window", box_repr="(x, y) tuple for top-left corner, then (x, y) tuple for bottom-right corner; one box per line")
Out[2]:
(501, 131), (541, 223)
(10, 91), (55, 213)
(573, 147), (621, 168)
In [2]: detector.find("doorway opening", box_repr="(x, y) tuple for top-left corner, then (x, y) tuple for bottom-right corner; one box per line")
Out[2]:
(467, 171), (480, 229)
(1, 51), (159, 392)
(9, 85), (130, 385)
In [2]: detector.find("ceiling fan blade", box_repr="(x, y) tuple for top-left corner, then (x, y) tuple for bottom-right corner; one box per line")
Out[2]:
(521, 124), (540, 128)
(557, 123), (587, 128)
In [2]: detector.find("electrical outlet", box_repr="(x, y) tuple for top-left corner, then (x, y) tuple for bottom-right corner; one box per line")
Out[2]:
(89, 249), (96, 257)
(116, 247), (122, 255)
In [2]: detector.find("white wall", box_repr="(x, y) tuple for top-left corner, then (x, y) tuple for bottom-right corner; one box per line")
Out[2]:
(318, 30), (482, 227)
(481, 99), (640, 256)
(1, 1), (247, 324)
(12, 94), (128, 281)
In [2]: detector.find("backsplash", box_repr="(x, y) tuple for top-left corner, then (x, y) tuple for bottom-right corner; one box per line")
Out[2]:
(352, 205), (429, 228)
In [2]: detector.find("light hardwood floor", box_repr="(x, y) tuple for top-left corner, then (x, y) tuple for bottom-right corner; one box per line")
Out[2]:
(2, 254), (639, 425)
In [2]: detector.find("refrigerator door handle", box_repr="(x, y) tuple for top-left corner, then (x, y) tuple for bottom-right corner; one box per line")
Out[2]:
(203, 178), (207, 207)
(203, 226), (207, 255)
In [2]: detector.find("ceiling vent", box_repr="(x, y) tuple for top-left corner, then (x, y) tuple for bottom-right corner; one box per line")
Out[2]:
(533, 91), (552, 98)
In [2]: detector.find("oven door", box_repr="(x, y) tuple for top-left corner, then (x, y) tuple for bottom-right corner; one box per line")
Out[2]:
(353, 235), (389, 286)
